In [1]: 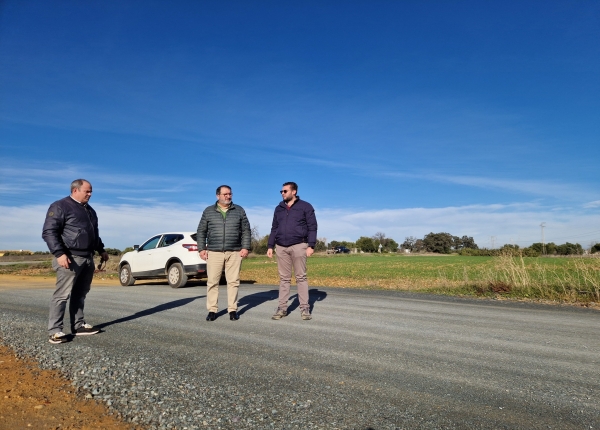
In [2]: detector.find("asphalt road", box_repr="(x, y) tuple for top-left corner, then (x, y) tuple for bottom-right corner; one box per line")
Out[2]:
(1, 280), (598, 429)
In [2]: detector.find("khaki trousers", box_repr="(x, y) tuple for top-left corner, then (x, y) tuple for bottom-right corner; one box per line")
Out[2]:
(275, 243), (309, 311)
(206, 250), (242, 312)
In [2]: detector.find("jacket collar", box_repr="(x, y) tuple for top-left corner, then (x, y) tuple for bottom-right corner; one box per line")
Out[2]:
(279, 196), (301, 209)
(214, 202), (236, 211)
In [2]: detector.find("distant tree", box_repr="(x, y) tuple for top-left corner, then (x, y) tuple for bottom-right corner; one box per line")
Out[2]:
(423, 232), (456, 254)
(529, 243), (544, 253)
(372, 232), (386, 244)
(454, 235), (478, 250)
(252, 235), (270, 255)
(370, 232), (397, 253)
(383, 238), (399, 253)
(104, 248), (121, 256)
(329, 240), (342, 249)
(122, 247), (135, 254)
(529, 242), (557, 255)
(315, 238), (327, 252)
(591, 243), (600, 254)
(498, 244), (520, 256)
(556, 242), (583, 255)
(329, 240), (355, 250)
(415, 239), (426, 252)
(401, 236), (418, 251)
(250, 225), (262, 251)
(356, 236), (377, 253)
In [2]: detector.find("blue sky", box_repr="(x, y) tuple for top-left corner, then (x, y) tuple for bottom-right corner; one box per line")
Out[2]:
(1, 1), (599, 251)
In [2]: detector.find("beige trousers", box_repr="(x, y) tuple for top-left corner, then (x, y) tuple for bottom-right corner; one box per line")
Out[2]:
(206, 250), (242, 312)
(275, 243), (309, 311)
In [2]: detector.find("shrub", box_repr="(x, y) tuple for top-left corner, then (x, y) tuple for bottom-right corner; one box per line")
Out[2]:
(356, 236), (377, 253)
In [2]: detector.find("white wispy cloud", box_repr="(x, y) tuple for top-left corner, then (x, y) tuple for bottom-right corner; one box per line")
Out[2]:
(583, 200), (600, 208)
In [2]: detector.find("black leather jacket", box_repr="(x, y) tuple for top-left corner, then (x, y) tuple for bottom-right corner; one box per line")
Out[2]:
(42, 196), (106, 258)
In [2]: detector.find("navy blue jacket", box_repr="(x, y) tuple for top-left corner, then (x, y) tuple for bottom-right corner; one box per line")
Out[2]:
(42, 196), (106, 258)
(267, 197), (318, 249)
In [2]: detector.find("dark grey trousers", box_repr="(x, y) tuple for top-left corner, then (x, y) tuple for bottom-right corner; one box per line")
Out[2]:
(48, 254), (95, 335)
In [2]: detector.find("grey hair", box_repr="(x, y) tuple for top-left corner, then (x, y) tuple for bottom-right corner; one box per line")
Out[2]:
(71, 179), (91, 193)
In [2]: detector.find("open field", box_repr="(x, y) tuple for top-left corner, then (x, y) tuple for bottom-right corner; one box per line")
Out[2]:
(1, 253), (599, 306)
(242, 253), (600, 305)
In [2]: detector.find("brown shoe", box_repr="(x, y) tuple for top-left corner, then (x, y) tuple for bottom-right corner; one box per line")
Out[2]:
(271, 309), (288, 320)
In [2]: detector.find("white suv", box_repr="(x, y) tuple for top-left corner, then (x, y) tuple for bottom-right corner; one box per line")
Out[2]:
(118, 232), (206, 288)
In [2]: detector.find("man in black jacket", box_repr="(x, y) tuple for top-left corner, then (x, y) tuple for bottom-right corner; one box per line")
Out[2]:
(42, 179), (109, 344)
(196, 185), (251, 321)
(267, 182), (318, 320)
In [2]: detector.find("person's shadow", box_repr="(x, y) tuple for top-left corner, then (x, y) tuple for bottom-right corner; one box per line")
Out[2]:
(215, 289), (280, 319)
(96, 295), (205, 329)
(287, 288), (327, 315)
(218, 288), (327, 318)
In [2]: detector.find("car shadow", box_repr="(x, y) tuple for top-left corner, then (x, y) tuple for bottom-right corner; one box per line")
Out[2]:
(287, 288), (328, 315)
(96, 295), (205, 329)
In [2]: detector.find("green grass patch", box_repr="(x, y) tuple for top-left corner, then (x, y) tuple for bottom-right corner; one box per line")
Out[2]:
(241, 253), (600, 304)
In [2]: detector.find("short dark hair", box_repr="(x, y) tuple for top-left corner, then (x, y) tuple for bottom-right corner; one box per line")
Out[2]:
(282, 182), (297, 192)
(216, 185), (232, 195)
(71, 179), (90, 193)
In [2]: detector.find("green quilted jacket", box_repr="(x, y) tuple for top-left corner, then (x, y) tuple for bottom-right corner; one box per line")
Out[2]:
(196, 203), (251, 251)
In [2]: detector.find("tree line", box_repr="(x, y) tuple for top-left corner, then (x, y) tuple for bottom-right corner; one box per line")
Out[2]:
(251, 229), (591, 256)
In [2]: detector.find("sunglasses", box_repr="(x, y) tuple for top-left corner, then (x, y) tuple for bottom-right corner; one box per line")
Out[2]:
(280, 190), (291, 194)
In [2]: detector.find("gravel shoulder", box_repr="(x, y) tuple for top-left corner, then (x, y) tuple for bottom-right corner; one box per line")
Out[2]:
(1, 275), (599, 429)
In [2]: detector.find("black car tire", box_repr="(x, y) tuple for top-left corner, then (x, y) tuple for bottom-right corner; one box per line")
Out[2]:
(168, 262), (188, 288)
(119, 264), (135, 287)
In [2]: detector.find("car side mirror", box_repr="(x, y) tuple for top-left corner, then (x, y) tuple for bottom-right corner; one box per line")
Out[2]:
(133, 245), (139, 250)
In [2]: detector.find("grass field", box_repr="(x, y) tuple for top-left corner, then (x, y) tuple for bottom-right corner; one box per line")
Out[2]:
(2, 253), (599, 305)
(240, 253), (600, 304)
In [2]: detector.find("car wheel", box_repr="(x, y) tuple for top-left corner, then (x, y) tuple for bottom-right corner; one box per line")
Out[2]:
(168, 262), (188, 288)
(119, 264), (135, 286)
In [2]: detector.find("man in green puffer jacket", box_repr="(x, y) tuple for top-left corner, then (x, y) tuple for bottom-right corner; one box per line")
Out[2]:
(196, 185), (251, 321)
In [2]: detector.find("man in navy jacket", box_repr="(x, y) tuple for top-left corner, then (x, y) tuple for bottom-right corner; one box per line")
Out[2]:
(42, 179), (108, 344)
(267, 182), (318, 320)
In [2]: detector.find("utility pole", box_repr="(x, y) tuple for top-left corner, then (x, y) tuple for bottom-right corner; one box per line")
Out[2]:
(540, 223), (546, 255)
(490, 236), (496, 249)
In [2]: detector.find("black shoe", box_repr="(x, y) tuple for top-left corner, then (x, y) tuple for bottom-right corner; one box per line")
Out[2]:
(229, 311), (239, 321)
(206, 312), (216, 321)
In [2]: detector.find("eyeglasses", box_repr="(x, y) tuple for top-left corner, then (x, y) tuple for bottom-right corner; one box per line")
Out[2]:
(220, 193), (232, 196)
(280, 190), (290, 194)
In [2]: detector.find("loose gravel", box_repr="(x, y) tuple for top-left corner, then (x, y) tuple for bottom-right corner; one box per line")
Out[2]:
(1, 284), (599, 430)
(0, 306), (419, 430)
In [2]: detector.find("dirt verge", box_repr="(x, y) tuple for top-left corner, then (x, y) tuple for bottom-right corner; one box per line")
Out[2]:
(0, 344), (136, 430)
(0, 275), (138, 429)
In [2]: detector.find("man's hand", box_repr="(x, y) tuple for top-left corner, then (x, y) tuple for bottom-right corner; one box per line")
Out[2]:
(267, 248), (273, 258)
(240, 249), (249, 258)
(199, 250), (208, 260)
(100, 252), (109, 262)
(56, 254), (71, 269)
(306, 247), (314, 257)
